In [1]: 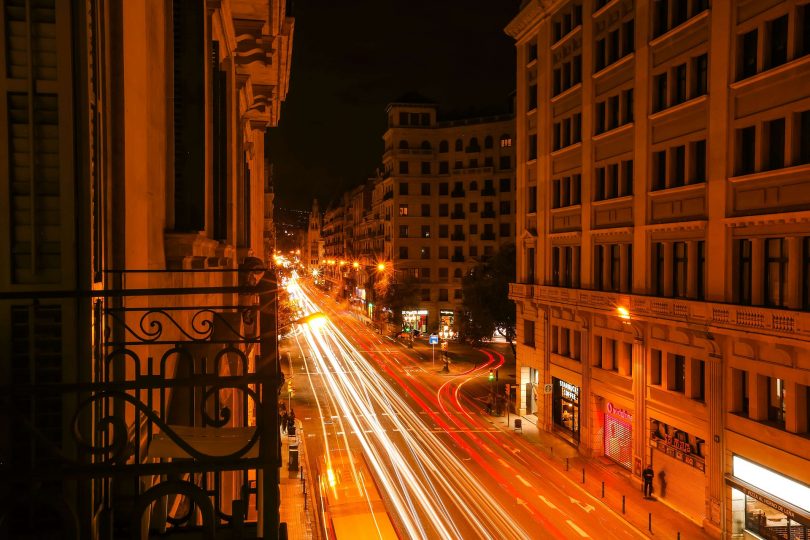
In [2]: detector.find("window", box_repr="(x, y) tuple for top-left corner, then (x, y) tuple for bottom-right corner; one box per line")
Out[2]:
(439, 289), (448, 301)
(420, 183), (430, 196)
(439, 203), (448, 217)
(528, 42), (538, 62)
(524, 319), (535, 347)
(439, 267), (448, 279)
(469, 224), (478, 235)
(764, 238), (787, 307)
(691, 140), (706, 183)
(732, 368), (749, 415)
(399, 161), (409, 174)
(439, 183), (449, 196)
(654, 72), (668, 112)
(737, 126), (756, 175)
(399, 225), (408, 238)
(767, 377), (786, 426)
(652, 150), (667, 190)
(421, 162), (431, 175)
(499, 201), (510, 215)
(653, 0), (703, 38)
(421, 203), (431, 217)
(420, 247), (430, 260)
(399, 246), (409, 259)
(672, 145), (686, 187)
(800, 110), (810, 165)
(804, 237), (810, 310)
(624, 88), (634, 123)
(697, 240), (706, 300)
(439, 140), (449, 153)
(439, 224), (448, 238)
(527, 248), (536, 283)
(764, 118), (785, 170)
(693, 54), (708, 97)
(528, 134), (537, 161)
(739, 29), (758, 80)
(399, 204), (408, 216)
(766, 15), (788, 69)
(528, 186), (538, 213)
(595, 101), (605, 134)
(454, 289), (463, 299)
(499, 178), (511, 192)
(485, 135), (493, 149)
(420, 267), (430, 280)
(469, 181), (478, 191)
(399, 181), (408, 195)
(737, 239), (753, 305)
(421, 225), (430, 238)
(673, 242), (688, 298)
(455, 139), (463, 151)
(421, 289), (431, 301)
(469, 202), (478, 213)
(439, 246), (448, 259)
(674, 63), (687, 105)
(672, 354), (686, 393)
(399, 112), (408, 125)
(399, 140), (409, 149)
(500, 223), (511, 237)
(439, 161), (449, 174)
(653, 242), (665, 295)
(528, 83), (538, 110)
(499, 155), (511, 170)
(500, 134), (512, 147)
(552, 245), (578, 287)
(469, 246), (478, 257)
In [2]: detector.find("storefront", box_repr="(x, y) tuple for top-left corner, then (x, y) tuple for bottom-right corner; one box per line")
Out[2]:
(439, 309), (456, 340)
(603, 401), (632, 470)
(729, 455), (810, 540)
(649, 418), (706, 522)
(552, 377), (580, 443)
(402, 309), (428, 334)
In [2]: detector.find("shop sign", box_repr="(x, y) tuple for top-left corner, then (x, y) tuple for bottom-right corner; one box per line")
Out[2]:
(557, 380), (579, 403)
(650, 418), (705, 472)
(606, 402), (632, 422)
(402, 309), (428, 316)
(725, 477), (810, 527)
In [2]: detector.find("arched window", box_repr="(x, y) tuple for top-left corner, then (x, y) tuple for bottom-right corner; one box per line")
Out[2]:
(455, 139), (463, 151)
(499, 134), (513, 148)
(453, 268), (463, 278)
(439, 140), (449, 153)
(469, 137), (479, 149)
(420, 140), (431, 150)
(484, 135), (493, 149)
(469, 180), (478, 191)
(398, 140), (409, 149)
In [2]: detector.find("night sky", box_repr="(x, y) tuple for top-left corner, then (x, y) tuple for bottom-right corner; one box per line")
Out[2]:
(268, 0), (520, 211)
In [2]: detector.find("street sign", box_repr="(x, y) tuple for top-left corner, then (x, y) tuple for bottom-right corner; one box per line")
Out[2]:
(543, 383), (553, 395)
(429, 334), (438, 345)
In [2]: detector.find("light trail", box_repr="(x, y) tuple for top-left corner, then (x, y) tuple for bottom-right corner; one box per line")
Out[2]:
(284, 278), (553, 539)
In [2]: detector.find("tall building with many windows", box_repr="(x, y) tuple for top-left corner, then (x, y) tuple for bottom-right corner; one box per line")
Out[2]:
(0, 1), (293, 537)
(507, 0), (810, 536)
(379, 95), (516, 335)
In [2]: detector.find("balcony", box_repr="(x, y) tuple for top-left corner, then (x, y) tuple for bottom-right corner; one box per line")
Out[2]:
(383, 191), (393, 200)
(451, 233), (465, 241)
(2, 268), (281, 537)
(450, 211), (466, 219)
(480, 209), (496, 218)
(451, 254), (465, 262)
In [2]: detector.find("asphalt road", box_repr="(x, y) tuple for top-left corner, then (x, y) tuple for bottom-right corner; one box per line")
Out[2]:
(283, 277), (647, 540)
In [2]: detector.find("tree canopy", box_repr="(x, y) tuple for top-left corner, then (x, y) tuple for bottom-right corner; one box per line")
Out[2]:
(376, 274), (420, 326)
(460, 244), (516, 349)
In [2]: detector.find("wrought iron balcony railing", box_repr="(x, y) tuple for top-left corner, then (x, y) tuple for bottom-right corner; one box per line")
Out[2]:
(0, 267), (284, 539)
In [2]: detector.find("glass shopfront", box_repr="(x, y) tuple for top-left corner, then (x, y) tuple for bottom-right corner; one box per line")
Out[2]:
(730, 456), (810, 540)
(603, 402), (632, 469)
(552, 377), (580, 443)
(439, 309), (456, 340)
(402, 309), (428, 334)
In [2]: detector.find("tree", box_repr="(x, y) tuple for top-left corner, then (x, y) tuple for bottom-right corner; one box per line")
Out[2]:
(376, 273), (420, 326)
(461, 244), (516, 352)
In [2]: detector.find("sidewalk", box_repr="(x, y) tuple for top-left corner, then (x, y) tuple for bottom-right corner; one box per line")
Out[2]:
(279, 418), (318, 540)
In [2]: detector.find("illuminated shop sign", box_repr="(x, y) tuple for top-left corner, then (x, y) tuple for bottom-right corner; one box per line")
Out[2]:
(402, 310), (428, 316)
(649, 418), (705, 472)
(732, 456), (810, 515)
(606, 402), (632, 421)
(558, 380), (579, 403)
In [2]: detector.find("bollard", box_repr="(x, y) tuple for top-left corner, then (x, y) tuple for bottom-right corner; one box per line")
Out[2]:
(565, 457), (569, 471)
(581, 468), (585, 484)
(601, 481), (605, 498)
(677, 532), (680, 540)
(622, 495), (626, 514)
(648, 513), (652, 532)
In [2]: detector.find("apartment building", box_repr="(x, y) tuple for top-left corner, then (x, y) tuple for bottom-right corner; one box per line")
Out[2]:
(307, 199), (323, 269)
(380, 96), (517, 335)
(0, 1), (293, 537)
(507, 0), (810, 537)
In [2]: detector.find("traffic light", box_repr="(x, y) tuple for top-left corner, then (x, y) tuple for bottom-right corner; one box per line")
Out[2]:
(488, 369), (494, 381)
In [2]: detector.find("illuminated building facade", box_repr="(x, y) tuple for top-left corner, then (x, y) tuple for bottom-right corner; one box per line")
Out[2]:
(507, 0), (810, 536)
(0, 0), (293, 536)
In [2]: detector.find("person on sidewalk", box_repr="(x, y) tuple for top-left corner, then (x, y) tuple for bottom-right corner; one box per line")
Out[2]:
(642, 466), (654, 498)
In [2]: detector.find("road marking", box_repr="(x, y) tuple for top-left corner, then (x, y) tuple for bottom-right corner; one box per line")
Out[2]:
(538, 495), (557, 509)
(569, 497), (595, 513)
(566, 520), (589, 537)
(515, 474), (532, 487)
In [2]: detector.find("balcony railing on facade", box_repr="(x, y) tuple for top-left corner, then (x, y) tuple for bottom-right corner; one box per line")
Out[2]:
(1, 267), (283, 539)
(508, 282), (810, 340)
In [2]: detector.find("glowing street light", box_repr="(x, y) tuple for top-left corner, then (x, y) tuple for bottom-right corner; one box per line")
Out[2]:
(616, 306), (631, 320)
(377, 262), (386, 272)
(352, 261), (360, 269)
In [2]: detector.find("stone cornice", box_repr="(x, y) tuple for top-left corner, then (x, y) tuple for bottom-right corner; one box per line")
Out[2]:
(505, 0), (550, 41)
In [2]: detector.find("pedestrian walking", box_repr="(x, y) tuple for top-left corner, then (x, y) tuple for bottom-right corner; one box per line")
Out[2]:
(642, 465), (654, 498)
(281, 410), (288, 434)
